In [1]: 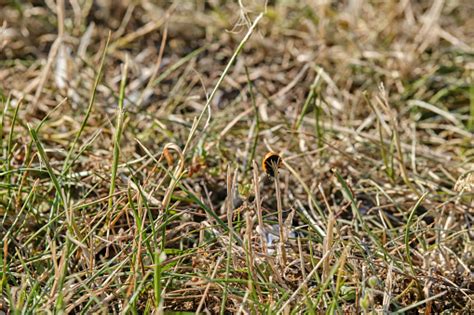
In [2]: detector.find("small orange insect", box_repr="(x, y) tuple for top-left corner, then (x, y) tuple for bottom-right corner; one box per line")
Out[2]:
(262, 152), (282, 177)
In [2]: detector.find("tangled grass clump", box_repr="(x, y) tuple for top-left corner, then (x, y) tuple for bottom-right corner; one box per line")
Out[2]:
(0, 1), (473, 313)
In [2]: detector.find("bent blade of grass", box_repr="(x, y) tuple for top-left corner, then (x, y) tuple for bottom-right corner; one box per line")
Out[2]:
(62, 32), (110, 175)
(6, 96), (20, 197)
(408, 99), (462, 127)
(0, 95), (8, 159)
(28, 125), (85, 280)
(35, 97), (68, 134)
(364, 92), (394, 180)
(333, 168), (362, 231)
(108, 55), (128, 213)
(152, 45), (207, 88)
(1, 94), (11, 161)
(28, 126), (66, 212)
(182, 12), (264, 156)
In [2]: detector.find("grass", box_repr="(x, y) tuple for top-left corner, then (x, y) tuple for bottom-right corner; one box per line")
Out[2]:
(1, 0), (473, 313)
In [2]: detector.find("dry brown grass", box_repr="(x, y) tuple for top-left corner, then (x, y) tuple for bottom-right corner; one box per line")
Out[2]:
(0, 0), (473, 313)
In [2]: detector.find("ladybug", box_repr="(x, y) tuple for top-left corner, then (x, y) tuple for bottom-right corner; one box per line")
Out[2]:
(262, 152), (282, 177)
